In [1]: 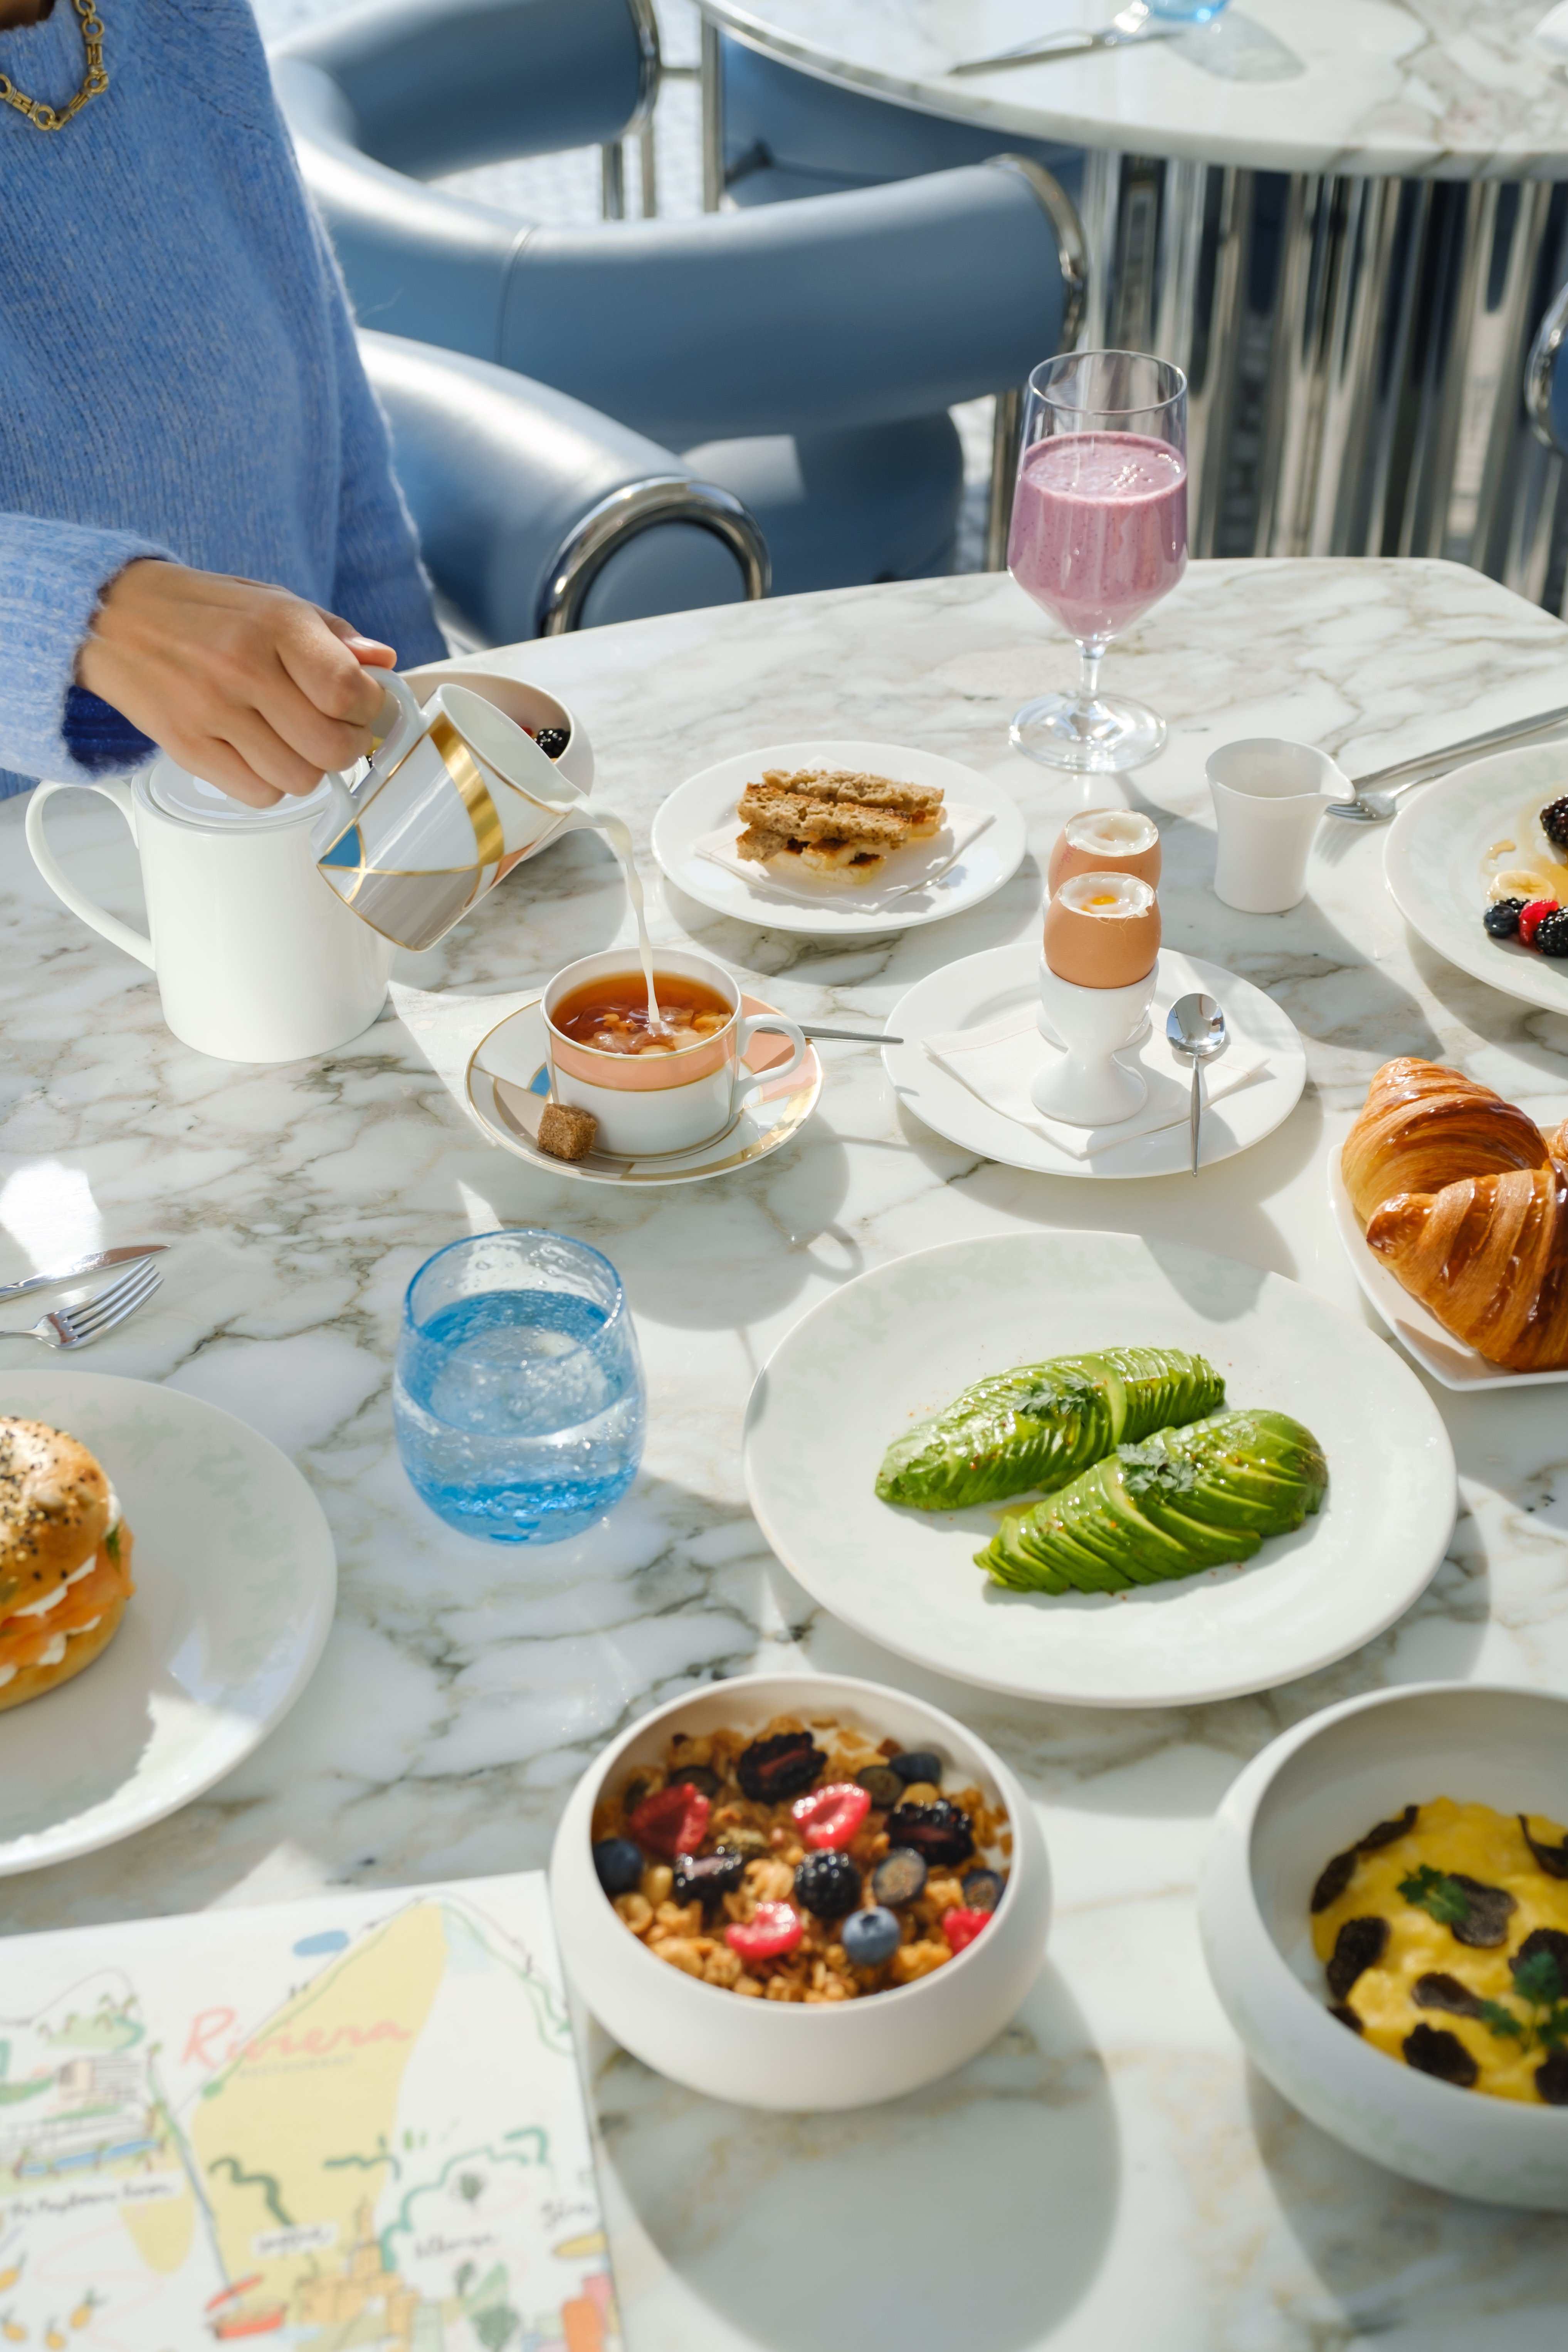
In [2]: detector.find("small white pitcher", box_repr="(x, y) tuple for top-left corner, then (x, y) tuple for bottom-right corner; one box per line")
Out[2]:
(1206, 738), (1352, 913)
(318, 675), (598, 953)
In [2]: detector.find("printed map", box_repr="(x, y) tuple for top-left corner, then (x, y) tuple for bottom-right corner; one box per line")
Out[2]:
(0, 1876), (618, 2352)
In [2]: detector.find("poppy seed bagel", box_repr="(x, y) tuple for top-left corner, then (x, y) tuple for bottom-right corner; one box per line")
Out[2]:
(0, 1589), (129, 1713)
(0, 1417), (113, 1613)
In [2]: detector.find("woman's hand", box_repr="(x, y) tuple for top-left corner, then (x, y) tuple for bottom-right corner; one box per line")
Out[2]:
(77, 560), (398, 808)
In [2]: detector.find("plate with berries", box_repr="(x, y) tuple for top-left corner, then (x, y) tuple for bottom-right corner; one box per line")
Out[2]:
(1384, 744), (1568, 1012)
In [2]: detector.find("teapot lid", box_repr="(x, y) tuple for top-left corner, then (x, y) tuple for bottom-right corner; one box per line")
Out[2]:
(147, 761), (338, 831)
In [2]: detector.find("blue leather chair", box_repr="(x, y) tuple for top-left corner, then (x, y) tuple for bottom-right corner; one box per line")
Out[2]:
(360, 330), (766, 643)
(272, 0), (1084, 594)
(716, 33), (1085, 212)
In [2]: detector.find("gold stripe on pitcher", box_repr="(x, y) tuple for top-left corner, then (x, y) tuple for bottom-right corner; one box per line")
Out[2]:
(429, 713), (505, 868)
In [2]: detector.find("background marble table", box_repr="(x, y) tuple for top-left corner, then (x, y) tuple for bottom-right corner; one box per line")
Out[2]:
(4, 558), (1568, 2350)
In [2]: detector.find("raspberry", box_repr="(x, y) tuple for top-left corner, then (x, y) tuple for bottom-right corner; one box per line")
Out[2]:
(627, 1783), (711, 1857)
(1518, 898), (1560, 947)
(941, 1906), (993, 1956)
(724, 1901), (803, 1962)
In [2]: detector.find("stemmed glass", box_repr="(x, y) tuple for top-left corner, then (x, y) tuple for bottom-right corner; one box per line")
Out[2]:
(1007, 351), (1188, 773)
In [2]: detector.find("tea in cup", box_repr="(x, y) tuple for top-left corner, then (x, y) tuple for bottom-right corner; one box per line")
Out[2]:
(544, 949), (808, 1156)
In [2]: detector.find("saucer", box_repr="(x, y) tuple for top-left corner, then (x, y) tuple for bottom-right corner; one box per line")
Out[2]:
(466, 994), (822, 1185)
(883, 944), (1306, 1178)
(650, 738), (1027, 937)
(1327, 1156), (1568, 1390)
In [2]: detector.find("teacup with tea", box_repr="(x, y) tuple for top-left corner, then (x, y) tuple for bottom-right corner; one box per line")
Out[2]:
(544, 948), (808, 1156)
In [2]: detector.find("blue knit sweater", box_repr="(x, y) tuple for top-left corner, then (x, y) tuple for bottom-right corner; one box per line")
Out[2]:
(0, 0), (445, 801)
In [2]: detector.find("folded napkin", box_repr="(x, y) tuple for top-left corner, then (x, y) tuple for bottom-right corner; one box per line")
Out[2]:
(923, 963), (1266, 1163)
(696, 802), (993, 911)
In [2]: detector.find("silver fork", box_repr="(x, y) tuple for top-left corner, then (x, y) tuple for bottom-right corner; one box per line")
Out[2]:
(950, 3), (1175, 74)
(0, 1258), (162, 1350)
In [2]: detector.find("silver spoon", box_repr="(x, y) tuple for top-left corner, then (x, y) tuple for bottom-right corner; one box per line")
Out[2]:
(1166, 994), (1228, 1177)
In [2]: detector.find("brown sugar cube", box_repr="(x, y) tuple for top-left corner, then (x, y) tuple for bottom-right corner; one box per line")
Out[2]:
(538, 1101), (598, 1161)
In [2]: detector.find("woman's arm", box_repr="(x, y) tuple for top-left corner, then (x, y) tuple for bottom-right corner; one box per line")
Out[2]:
(0, 512), (170, 786)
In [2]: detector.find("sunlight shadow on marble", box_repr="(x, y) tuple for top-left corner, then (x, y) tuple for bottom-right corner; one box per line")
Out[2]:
(1243, 2063), (1568, 2347)
(590, 1963), (1118, 2352)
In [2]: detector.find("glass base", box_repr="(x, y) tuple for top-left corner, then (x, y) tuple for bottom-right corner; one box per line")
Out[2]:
(1010, 690), (1167, 773)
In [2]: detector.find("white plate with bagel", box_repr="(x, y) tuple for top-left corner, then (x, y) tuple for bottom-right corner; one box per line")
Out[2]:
(1330, 1057), (1568, 1391)
(650, 739), (1027, 937)
(0, 1372), (336, 1875)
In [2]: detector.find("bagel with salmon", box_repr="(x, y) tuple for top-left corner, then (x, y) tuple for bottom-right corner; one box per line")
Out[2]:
(0, 1417), (134, 1711)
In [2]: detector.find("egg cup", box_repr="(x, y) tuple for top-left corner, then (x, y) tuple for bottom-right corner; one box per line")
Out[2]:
(1031, 954), (1159, 1126)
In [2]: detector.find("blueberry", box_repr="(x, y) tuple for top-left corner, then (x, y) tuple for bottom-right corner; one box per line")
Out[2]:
(1484, 898), (1525, 938)
(668, 1763), (720, 1798)
(794, 1849), (861, 1919)
(855, 1763), (903, 1809)
(871, 1848), (928, 1907)
(842, 1906), (902, 1967)
(593, 1837), (645, 1897)
(889, 1749), (943, 1785)
(961, 1868), (1005, 1914)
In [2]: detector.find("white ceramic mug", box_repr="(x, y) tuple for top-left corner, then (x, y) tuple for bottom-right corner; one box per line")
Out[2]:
(318, 675), (597, 953)
(545, 948), (808, 1157)
(1207, 738), (1352, 913)
(26, 763), (395, 1064)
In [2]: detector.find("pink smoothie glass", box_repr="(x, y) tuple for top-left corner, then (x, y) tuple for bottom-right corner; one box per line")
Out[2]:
(1007, 351), (1188, 773)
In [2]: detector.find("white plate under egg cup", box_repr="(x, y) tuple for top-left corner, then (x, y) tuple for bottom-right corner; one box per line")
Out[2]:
(548, 1669), (1051, 2111)
(0, 1370), (336, 1875)
(1383, 742), (1568, 1014)
(743, 1231), (1455, 1709)
(649, 738), (1027, 937)
(1199, 1681), (1568, 2210)
(1327, 1155), (1568, 1391)
(882, 942), (1306, 1179)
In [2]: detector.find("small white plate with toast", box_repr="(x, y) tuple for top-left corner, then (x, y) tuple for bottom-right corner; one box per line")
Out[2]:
(1327, 1157), (1568, 1390)
(650, 739), (1027, 937)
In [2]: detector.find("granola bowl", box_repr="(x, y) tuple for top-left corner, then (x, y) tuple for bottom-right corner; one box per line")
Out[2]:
(1199, 1681), (1568, 2209)
(549, 1672), (1051, 2110)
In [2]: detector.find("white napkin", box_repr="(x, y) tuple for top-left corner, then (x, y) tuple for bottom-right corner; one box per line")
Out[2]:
(696, 802), (993, 911)
(923, 962), (1266, 1162)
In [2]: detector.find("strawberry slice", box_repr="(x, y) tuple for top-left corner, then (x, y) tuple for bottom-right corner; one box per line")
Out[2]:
(941, 1906), (992, 1956)
(627, 1783), (711, 1857)
(724, 1902), (804, 1962)
(790, 1782), (872, 1851)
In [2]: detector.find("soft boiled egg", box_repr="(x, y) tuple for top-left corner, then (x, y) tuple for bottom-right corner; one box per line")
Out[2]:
(1047, 807), (1162, 894)
(1044, 871), (1161, 988)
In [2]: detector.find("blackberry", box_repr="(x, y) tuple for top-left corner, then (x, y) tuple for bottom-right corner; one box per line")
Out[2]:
(793, 1849), (861, 1919)
(1484, 898), (1526, 939)
(737, 1730), (826, 1804)
(883, 1799), (975, 1868)
(672, 1847), (746, 1907)
(535, 725), (571, 760)
(1535, 908), (1568, 957)
(1541, 796), (1568, 850)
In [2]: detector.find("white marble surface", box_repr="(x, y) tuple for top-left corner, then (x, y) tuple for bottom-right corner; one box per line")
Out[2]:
(704, 0), (1568, 177)
(5, 559), (1568, 2346)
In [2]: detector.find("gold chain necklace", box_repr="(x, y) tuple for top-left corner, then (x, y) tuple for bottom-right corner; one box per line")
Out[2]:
(0, 0), (108, 133)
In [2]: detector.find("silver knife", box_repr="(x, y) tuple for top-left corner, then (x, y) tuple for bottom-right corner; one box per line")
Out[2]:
(0, 1245), (168, 1305)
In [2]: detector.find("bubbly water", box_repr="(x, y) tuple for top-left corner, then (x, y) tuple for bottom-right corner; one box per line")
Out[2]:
(393, 1288), (644, 1542)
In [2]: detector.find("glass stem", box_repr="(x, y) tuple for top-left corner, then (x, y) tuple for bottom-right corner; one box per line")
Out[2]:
(1076, 638), (1108, 711)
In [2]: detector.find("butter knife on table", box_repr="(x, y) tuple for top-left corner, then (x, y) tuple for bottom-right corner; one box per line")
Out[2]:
(0, 1245), (168, 1306)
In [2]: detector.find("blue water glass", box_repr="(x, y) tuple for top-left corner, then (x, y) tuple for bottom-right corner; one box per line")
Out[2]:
(393, 1229), (645, 1543)
(1148, 0), (1230, 17)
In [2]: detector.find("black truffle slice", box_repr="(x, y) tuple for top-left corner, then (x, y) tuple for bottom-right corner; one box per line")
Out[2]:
(1403, 2024), (1479, 2088)
(1413, 1971), (1484, 2020)
(1509, 1926), (1568, 1995)
(672, 1848), (746, 1906)
(736, 1730), (826, 1804)
(1311, 1850), (1357, 1913)
(1326, 1915), (1389, 2002)
(1328, 2003), (1363, 2034)
(882, 1799), (975, 1868)
(1520, 1815), (1568, 1881)
(1446, 1874), (1517, 1949)
(1356, 1804), (1419, 1853)
(1536, 2049), (1568, 2107)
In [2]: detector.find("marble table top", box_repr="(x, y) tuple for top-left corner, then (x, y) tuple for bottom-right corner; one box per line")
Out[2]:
(702, 0), (1568, 178)
(5, 557), (1568, 2347)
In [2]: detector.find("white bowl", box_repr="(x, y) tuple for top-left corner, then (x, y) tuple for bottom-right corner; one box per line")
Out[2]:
(403, 664), (593, 797)
(548, 1671), (1051, 2111)
(1199, 1681), (1568, 2208)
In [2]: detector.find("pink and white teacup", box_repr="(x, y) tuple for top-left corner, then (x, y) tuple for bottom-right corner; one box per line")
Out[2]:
(544, 948), (808, 1157)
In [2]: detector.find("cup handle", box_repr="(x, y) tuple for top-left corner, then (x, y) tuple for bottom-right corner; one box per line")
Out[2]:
(25, 778), (155, 969)
(734, 1012), (809, 1105)
(324, 671), (428, 833)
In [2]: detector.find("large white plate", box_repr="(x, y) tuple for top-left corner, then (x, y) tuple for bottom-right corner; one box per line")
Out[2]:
(743, 1232), (1455, 1708)
(883, 944), (1306, 1178)
(650, 738), (1027, 937)
(1327, 1156), (1568, 1391)
(0, 1372), (336, 1874)
(1384, 743), (1568, 1012)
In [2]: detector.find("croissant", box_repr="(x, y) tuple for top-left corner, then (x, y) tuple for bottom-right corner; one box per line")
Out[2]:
(1366, 1162), (1568, 1371)
(1341, 1057), (1552, 1221)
